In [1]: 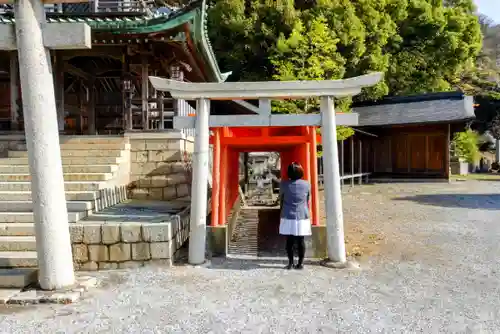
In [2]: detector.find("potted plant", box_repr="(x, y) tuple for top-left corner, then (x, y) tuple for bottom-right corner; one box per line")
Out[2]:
(451, 129), (480, 176)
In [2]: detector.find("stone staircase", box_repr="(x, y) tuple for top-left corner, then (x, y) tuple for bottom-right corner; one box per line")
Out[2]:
(0, 136), (130, 270)
(228, 207), (287, 257)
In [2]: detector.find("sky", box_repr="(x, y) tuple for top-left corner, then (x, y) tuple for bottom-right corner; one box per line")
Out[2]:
(475, 0), (500, 23)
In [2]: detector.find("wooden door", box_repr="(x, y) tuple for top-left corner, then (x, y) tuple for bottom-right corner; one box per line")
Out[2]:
(393, 135), (409, 172)
(427, 134), (445, 172)
(409, 134), (427, 172)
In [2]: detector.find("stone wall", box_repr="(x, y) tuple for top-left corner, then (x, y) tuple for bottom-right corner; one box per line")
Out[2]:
(0, 133), (25, 157)
(70, 207), (190, 270)
(126, 132), (194, 201)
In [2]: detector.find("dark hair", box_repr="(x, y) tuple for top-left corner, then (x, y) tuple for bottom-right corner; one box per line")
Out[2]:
(287, 162), (304, 181)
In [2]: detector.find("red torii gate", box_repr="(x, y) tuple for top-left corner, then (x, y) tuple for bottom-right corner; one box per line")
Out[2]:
(210, 125), (322, 227)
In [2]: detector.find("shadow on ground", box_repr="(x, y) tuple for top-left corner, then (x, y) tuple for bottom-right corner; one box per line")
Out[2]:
(394, 194), (500, 209)
(205, 257), (321, 271)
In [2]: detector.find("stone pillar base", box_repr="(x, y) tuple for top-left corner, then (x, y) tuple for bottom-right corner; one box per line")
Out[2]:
(306, 225), (327, 259)
(207, 225), (228, 256)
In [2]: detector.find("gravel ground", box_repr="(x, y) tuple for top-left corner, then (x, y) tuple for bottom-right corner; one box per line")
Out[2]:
(1, 181), (500, 333)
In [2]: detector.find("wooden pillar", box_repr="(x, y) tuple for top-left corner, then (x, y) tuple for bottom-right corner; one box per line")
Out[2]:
(54, 52), (65, 133)
(243, 152), (249, 195)
(121, 52), (129, 131)
(359, 139), (362, 185)
(446, 124), (451, 179)
(158, 92), (165, 130)
(9, 52), (19, 131)
(309, 126), (320, 226)
(210, 129), (221, 226)
(141, 54), (149, 130)
(219, 143), (228, 226)
(77, 80), (84, 134)
(230, 149), (240, 210)
(350, 136), (354, 186)
(87, 78), (96, 135)
(341, 139), (345, 180)
(303, 141), (312, 221)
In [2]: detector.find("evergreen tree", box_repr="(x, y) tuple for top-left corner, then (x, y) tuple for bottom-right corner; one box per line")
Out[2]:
(207, 0), (482, 138)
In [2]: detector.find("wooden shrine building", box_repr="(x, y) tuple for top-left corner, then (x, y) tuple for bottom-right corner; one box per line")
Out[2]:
(0, 0), (238, 134)
(349, 92), (475, 179)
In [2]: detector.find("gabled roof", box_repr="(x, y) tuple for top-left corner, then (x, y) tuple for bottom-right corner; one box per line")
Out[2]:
(354, 92), (475, 127)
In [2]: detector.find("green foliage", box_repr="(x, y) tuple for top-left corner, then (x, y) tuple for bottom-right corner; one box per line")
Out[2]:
(207, 0), (482, 140)
(452, 129), (480, 163)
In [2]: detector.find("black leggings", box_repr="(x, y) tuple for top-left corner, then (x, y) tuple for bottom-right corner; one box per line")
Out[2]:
(286, 235), (305, 265)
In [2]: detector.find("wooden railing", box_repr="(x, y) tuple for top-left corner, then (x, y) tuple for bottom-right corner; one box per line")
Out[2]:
(0, 0), (148, 15)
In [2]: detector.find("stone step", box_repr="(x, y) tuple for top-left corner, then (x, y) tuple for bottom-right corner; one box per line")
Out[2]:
(0, 157), (122, 165)
(8, 150), (124, 158)
(0, 251), (37, 268)
(0, 201), (94, 212)
(0, 268), (37, 288)
(0, 223), (35, 236)
(13, 143), (130, 151)
(0, 165), (118, 174)
(0, 211), (87, 223)
(0, 191), (99, 202)
(0, 173), (113, 182)
(59, 136), (127, 144)
(0, 182), (104, 192)
(0, 236), (36, 252)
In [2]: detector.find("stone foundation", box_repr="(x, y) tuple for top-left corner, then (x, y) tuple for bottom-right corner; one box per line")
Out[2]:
(126, 132), (194, 201)
(69, 206), (190, 270)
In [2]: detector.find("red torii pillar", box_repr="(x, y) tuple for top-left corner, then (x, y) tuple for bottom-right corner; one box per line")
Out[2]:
(210, 126), (320, 227)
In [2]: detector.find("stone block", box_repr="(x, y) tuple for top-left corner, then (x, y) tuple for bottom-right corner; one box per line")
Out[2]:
(72, 244), (88, 263)
(207, 226), (228, 256)
(150, 176), (168, 188)
(163, 187), (177, 200)
(0, 269), (37, 289)
(80, 261), (98, 271)
(145, 140), (170, 151)
(69, 224), (84, 243)
(109, 243), (131, 262)
(130, 140), (146, 151)
(150, 259), (172, 267)
(133, 151), (148, 163)
(153, 163), (172, 175)
(148, 150), (181, 162)
(142, 223), (172, 242)
(138, 178), (152, 188)
(88, 245), (109, 262)
(310, 225), (327, 259)
(101, 225), (120, 245)
(0, 289), (22, 304)
(131, 162), (158, 175)
(118, 261), (144, 269)
(167, 173), (186, 186)
(83, 224), (102, 244)
(149, 188), (163, 200)
(166, 140), (182, 151)
(98, 262), (118, 270)
(170, 162), (185, 174)
(129, 188), (150, 200)
(150, 242), (171, 259)
(120, 224), (142, 242)
(185, 140), (194, 153)
(131, 243), (151, 261)
(176, 184), (190, 198)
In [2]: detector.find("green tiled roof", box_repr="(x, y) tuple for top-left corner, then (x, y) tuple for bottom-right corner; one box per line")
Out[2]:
(0, 0), (226, 82)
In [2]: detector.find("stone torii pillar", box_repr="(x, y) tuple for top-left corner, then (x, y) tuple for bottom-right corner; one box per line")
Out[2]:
(0, 0), (91, 290)
(149, 73), (383, 266)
